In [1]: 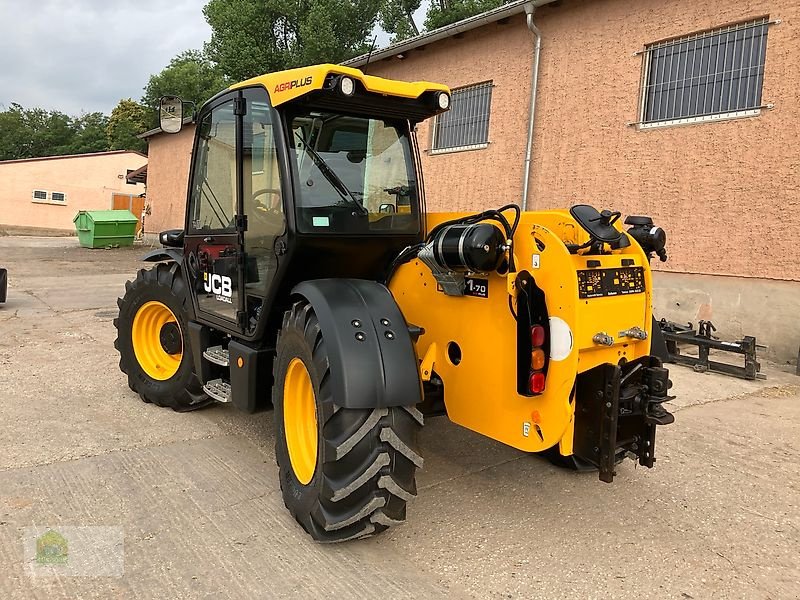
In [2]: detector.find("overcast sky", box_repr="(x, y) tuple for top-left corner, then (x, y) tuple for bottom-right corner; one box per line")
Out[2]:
(0, 0), (426, 116)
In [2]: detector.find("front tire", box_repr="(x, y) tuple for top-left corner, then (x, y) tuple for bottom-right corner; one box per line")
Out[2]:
(114, 262), (210, 411)
(274, 300), (423, 542)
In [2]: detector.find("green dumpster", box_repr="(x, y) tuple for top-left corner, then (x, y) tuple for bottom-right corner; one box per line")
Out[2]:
(73, 210), (138, 248)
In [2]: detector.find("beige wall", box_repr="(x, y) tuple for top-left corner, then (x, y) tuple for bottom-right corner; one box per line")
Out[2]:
(367, 0), (800, 282)
(144, 126), (195, 234)
(0, 152), (146, 231)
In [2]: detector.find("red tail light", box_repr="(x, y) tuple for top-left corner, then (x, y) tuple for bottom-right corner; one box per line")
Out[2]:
(529, 372), (546, 394)
(531, 325), (546, 347)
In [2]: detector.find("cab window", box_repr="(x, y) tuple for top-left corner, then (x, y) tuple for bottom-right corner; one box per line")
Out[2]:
(190, 101), (237, 232)
(288, 110), (419, 235)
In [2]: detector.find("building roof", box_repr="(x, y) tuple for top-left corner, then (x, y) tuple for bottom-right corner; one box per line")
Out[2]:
(344, 0), (544, 67)
(0, 149), (147, 166)
(126, 163), (148, 185)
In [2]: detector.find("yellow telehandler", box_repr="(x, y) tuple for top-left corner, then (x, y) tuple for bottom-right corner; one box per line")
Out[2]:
(115, 64), (674, 542)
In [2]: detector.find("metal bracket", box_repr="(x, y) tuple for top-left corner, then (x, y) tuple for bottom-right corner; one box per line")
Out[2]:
(658, 319), (765, 380)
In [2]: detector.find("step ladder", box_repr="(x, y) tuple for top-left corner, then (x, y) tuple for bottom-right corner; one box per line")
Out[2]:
(203, 345), (229, 367)
(201, 346), (232, 403)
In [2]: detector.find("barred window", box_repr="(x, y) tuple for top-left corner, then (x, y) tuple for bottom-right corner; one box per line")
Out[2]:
(432, 81), (493, 152)
(641, 18), (770, 127)
(32, 190), (47, 201)
(51, 192), (66, 202)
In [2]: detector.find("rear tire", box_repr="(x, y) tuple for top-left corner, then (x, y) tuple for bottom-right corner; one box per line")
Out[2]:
(114, 262), (210, 412)
(274, 300), (423, 542)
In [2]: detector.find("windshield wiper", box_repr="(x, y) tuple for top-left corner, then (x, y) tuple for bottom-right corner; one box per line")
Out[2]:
(294, 131), (368, 216)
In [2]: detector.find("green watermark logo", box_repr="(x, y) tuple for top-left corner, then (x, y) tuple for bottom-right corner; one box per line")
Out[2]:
(35, 529), (68, 565)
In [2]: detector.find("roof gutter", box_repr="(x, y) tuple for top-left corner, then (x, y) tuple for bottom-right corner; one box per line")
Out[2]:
(522, 0), (557, 211)
(344, 0), (535, 67)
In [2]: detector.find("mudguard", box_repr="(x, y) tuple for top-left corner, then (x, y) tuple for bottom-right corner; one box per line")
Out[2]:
(293, 279), (422, 409)
(142, 248), (183, 263)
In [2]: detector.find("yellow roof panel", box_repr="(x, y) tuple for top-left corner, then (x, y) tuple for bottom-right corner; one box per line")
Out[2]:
(230, 63), (449, 107)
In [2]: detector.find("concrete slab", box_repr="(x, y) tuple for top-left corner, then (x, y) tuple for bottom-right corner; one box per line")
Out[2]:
(0, 236), (798, 599)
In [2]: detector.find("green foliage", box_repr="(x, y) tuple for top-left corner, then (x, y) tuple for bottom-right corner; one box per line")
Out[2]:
(203, 0), (383, 82)
(424, 0), (510, 31)
(380, 0), (512, 42)
(69, 112), (111, 154)
(106, 99), (149, 154)
(142, 50), (230, 113)
(0, 104), (109, 161)
(379, 0), (421, 42)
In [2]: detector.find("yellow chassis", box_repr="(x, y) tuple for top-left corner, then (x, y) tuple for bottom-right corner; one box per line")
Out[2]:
(389, 210), (654, 456)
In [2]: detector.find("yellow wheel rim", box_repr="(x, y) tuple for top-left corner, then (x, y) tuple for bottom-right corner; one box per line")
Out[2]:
(132, 301), (183, 381)
(283, 358), (318, 485)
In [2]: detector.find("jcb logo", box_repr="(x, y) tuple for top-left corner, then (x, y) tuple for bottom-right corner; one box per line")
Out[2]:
(203, 273), (232, 303)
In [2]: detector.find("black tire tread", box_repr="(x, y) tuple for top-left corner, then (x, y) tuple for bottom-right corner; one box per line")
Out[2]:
(114, 262), (210, 412)
(275, 300), (422, 542)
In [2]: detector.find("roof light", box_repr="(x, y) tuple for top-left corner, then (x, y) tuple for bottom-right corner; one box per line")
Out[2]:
(340, 76), (355, 96)
(437, 92), (450, 110)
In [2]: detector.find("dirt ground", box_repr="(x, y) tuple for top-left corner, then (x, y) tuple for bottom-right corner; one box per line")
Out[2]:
(0, 236), (798, 599)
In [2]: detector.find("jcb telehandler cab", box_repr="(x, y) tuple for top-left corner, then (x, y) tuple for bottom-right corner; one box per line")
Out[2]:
(116, 64), (674, 542)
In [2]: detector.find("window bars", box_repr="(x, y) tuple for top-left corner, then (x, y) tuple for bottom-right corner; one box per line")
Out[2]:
(639, 18), (774, 127)
(431, 81), (493, 152)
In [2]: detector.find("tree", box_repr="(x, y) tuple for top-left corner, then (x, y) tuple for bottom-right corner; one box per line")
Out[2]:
(424, 0), (510, 31)
(142, 50), (230, 113)
(379, 0), (421, 42)
(67, 112), (110, 155)
(380, 0), (512, 42)
(0, 103), (83, 161)
(106, 99), (149, 154)
(203, 0), (383, 82)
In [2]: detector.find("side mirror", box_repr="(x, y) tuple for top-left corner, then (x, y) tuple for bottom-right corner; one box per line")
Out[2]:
(379, 203), (396, 214)
(159, 96), (184, 134)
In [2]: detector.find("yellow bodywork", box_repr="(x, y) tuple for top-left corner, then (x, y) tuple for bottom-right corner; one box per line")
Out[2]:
(230, 63), (450, 107)
(389, 210), (654, 455)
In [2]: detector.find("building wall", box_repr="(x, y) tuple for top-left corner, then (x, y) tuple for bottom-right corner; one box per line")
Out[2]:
(370, 16), (535, 220)
(365, 0), (799, 362)
(144, 126), (195, 234)
(367, 0), (800, 283)
(0, 152), (146, 231)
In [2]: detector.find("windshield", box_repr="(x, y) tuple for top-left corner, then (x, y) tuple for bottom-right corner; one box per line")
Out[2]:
(288, 110), (420, 234)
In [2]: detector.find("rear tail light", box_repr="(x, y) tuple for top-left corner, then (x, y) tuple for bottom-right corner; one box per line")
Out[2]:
(529, 372), (546, 394)
(529, 324), (547, 395)
(531, 348), (545, 370)
(515, 272), (550, 397)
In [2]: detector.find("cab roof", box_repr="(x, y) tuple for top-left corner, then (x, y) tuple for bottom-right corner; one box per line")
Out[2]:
(230, 63), (450, 107)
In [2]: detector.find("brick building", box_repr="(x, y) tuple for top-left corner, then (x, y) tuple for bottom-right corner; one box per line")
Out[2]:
(142, 0), (799, 362)
(344, 0), (799, 363)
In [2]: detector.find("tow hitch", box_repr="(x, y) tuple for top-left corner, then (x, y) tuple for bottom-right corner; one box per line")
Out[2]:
(573, 356), (674, 483)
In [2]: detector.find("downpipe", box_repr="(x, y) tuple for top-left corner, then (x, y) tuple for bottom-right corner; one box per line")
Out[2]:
(522, 2), (544, 211)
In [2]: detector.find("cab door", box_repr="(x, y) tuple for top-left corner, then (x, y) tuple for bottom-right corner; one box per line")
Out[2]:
(184, 92), (245, 331)
(184, 88), (287, 335)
